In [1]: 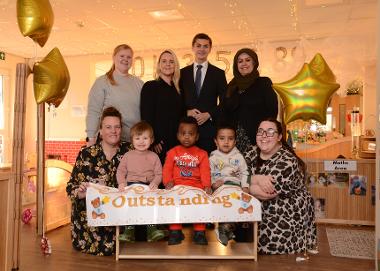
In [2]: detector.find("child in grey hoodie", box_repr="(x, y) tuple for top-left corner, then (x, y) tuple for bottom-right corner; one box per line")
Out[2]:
(209, 124), (249, 246)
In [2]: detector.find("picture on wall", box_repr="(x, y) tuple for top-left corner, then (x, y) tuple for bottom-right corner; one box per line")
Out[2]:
(314, 198), (326, 219)
(306, 172), (318, 187)
(317, 173), (328, 186)
(330, 172), (349, 187)
(349, 175), (367, 196)
(310, 172), (349, 188)
(317, 173), (338, 186)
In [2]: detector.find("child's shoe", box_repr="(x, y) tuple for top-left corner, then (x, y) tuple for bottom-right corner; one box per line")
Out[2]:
(215, 224), (235, 246)
(193, 231), (208, 245)
(147, 225), (165, 242)
(119, 225), (135, 242)
(206, 223), (215, 229)
(215, 228), (229, 246)
(168, 230), (185, 245)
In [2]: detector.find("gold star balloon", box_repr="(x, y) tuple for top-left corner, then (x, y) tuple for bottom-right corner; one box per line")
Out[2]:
(33, 47), (70, 107)
(17, 0), (54, 47)
(273, 54), (340, 124)
(309, 53), (336, 83)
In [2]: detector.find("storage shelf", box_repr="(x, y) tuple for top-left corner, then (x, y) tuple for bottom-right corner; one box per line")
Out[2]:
(115, 224), (258, 260)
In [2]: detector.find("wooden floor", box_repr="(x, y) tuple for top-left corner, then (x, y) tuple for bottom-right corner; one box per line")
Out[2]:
(19, 221), (375, 271)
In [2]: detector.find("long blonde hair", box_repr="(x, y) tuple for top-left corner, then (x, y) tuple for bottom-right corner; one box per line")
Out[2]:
(155, 49), (180, 93)
(106, 44), (134, 85)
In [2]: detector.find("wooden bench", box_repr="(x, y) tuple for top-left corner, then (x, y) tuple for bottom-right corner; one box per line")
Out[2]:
(86, 184), (260, 260)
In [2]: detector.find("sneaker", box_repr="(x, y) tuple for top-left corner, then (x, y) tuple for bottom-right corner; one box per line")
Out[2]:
(193, 231), (208, 245)
(119, 226), (135, 242)
(147, 225), (165, 242)
(228, 230), (236, 240)
(168, 230), (185, 245)
(215, 228), (229, 246)
(216, 224), (235, 246)
(206, 223), (215, 230)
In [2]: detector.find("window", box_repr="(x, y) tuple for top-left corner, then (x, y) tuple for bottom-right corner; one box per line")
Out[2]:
(0, 71), (9, 164)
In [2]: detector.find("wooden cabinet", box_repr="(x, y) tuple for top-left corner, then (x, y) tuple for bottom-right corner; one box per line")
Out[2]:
(25, 160), (72, 232)
(0, 167), (14, 271)
(296, 136), (375, 225)
(306, 159), (375, 225)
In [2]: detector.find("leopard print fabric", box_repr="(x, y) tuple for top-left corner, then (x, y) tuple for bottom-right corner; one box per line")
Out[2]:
(245, 145), (317, 254)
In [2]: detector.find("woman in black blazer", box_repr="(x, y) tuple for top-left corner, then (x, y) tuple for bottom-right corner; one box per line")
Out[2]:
(140, 49), (184, 164)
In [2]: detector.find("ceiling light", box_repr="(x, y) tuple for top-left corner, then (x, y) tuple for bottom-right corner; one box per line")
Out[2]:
(304, 0), (344, 7)
(75, 21), (85, 28)
(148, 9), (184, 21)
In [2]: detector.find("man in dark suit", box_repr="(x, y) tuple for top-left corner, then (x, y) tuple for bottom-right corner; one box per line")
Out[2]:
(180, 33), (227, 154)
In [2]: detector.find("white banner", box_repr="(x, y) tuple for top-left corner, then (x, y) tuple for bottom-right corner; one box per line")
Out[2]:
(86, 184), (261, 226)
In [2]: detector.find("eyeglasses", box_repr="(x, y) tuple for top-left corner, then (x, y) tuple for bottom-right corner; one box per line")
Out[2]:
(256, 128), (278, 137)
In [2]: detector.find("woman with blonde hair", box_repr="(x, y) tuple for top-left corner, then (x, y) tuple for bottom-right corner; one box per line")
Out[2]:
(86, 44), (144, 146)
(140, 49), (184, 163)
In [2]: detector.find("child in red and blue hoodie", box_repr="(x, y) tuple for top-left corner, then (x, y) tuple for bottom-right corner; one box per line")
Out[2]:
(163, 116), (212, 245)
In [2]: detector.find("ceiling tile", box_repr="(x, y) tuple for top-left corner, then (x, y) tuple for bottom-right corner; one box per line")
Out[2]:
(0, 0), (376, 58)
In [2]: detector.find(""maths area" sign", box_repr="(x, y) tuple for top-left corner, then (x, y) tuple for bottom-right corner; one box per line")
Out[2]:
(86, 183), (261, 226)
(323, 160), (357, 171)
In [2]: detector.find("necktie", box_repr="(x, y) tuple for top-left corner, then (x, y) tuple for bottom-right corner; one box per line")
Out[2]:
(195, 64), (202, 97)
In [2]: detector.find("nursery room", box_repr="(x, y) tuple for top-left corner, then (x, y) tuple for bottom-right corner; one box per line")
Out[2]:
(0, 0), (379, 270)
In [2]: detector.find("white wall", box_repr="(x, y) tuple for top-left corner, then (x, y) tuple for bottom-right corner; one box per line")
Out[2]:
(45, 36), (378, 140)
(44, 55), (95, 140)
(363, 61), (377, 133)
(0, 34), (375, 162)
(0, 53), (25, 163)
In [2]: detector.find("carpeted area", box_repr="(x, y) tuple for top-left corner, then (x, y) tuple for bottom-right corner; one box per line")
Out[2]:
(326, 228), (375, 260)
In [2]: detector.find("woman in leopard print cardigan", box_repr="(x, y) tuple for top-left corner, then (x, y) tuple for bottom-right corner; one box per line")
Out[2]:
(245, 118), (317, 254)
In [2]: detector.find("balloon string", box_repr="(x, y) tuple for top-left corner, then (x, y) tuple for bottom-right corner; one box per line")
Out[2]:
(34, 41), (37, 60)
(32, 41), (38, 71)
(33, 40), (44, 238)
(42, 176), (45, 238)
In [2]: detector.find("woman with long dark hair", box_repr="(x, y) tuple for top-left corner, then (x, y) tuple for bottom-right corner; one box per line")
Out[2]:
(245, 118), (317, 254)
(67, 107), (130, 255)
